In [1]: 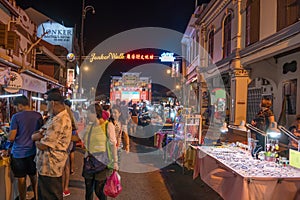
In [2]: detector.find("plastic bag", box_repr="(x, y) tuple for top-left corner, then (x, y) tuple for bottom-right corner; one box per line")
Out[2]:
(103, 171), (122, 198)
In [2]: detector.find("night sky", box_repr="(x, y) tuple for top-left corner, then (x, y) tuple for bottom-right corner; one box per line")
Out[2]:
(16, 0), (211, 97)
(16, 0), (210, 53)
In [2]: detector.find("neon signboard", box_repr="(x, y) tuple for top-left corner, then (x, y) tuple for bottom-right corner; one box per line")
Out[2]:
(87, 52), (178, 62)
(88, 52), (154, 62)
(89, 53), (125, 62)
(126, 53), (154, 60)
(159, 52), (175, 62)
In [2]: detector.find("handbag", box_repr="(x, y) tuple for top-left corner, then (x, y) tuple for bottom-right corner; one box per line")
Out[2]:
(82, 124), (107, 174)
(103, 171), (122, 198)
(83, 153), (106, 174)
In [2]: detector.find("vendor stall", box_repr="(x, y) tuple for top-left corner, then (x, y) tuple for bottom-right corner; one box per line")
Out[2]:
(192, 145), (300, 200)
(0, 156), (12, 200)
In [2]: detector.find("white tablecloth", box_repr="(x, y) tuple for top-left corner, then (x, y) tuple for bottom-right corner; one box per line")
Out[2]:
(193, 146), (300, 200)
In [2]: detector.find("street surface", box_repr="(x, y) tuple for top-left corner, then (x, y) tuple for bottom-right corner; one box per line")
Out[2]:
(63, 130), (222, 200)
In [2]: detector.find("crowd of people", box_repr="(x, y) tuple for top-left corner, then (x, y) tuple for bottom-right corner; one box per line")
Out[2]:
(5, 91), (170, 200)
(7, 90), (300, 200)
(5, 89), (134, 200)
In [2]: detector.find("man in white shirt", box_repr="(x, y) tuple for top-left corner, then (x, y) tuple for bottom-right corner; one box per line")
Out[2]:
(32, 88), (72, 200)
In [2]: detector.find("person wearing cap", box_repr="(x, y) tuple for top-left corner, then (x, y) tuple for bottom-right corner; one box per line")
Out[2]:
(32, 88), (72, 200)
(8, 95), (43, 200)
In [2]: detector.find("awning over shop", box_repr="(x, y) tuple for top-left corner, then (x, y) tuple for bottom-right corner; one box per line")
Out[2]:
(0, 57), (21, 70)
(21, 68), (64, 88)
(20, 73), (47, 93)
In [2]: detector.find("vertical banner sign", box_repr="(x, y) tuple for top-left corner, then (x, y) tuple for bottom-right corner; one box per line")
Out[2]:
(67, 69), (75, 87)
(175, 61), (180, 77)
(171, 62), (176, 78)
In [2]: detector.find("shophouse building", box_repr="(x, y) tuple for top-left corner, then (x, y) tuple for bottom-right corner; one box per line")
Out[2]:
(183, 0), (300, 127)
(0, 0), (74, 123)
(25, 7), (79, 98)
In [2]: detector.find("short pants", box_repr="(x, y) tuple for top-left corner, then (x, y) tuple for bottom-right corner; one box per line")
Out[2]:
(10, 154), (36, 178)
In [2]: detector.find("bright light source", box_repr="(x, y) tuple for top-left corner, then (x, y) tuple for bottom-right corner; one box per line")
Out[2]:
(238, 120), (247, 131)
(170, 112), (175, 119)
(219, 122), (228, 134)
(70, 99), (87, 102)
(0, 94), (22, 98)
(267, 122), (281, 138)
(166, 69), (171, 74)
(83, 66), (89, 71)
(31, 97), (44, 101)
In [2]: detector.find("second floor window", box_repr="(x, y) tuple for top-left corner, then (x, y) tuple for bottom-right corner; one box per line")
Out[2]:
(208, 30), (214, 63)
(277, 0), (300, 31)
(223, 14), (232, 58)
(246, 0), (260, 46)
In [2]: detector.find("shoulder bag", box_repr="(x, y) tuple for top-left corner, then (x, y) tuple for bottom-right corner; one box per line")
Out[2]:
(82, 123), (110, 175)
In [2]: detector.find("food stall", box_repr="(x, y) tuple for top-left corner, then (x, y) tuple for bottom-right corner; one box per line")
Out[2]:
(192, 144), (300, 200)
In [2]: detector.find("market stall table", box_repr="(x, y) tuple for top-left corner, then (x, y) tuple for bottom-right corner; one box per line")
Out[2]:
(0, 157), (12, 200)
(192, 145), (300, 200)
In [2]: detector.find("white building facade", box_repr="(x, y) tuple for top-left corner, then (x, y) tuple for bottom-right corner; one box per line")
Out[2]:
(182, 0), (300, 127)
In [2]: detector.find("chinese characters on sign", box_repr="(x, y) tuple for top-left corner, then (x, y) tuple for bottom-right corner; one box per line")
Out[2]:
(87, 52), (179, 63)
(88, 52), (155, 62)
(125, 53), (154, 60)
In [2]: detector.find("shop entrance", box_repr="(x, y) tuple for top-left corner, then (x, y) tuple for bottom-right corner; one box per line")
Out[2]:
(247, 77), (274, 123)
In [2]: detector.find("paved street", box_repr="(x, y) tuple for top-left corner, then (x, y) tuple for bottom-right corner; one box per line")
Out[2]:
(64, 132), (222, 200)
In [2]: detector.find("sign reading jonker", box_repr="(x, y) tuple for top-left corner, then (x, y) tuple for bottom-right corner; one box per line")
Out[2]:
(37, 22), (74, 52)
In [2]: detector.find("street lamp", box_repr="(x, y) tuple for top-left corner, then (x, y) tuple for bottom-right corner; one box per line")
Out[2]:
(79, 0), (95, 97)
(166, 69), (171, 75)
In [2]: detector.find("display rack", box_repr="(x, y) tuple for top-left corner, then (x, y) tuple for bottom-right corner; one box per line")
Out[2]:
(169, 114), (202, 173)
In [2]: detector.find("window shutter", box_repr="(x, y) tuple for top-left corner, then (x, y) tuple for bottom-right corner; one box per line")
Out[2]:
(250, 0), (260, 44)
(0, 24), (8, 47)
(7, 31), (17, 50)
(277, 0), (287, 31)
(287, 0), (300, 26)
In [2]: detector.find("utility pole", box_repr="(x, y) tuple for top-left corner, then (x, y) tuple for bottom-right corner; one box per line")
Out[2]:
(78, 0), (95, 97)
